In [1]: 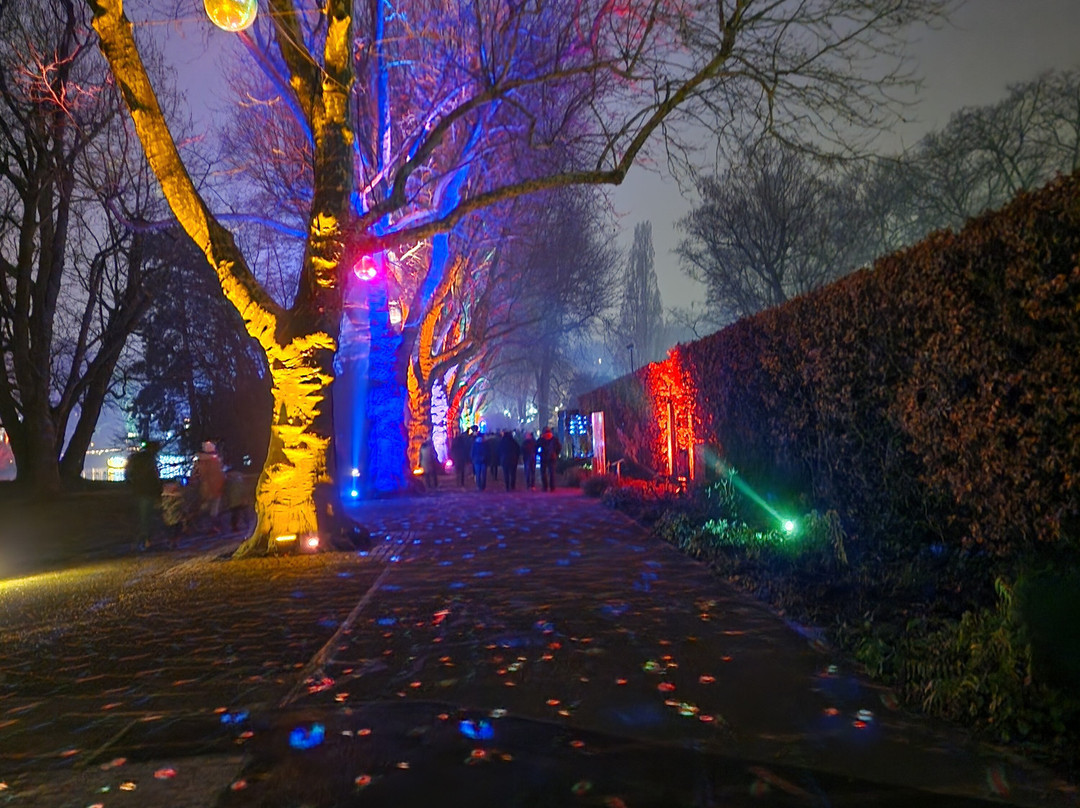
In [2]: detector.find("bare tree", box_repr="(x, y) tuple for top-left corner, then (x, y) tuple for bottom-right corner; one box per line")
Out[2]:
(508, 187), (620, 428)
(678, 141), (874, 322)
(873, 68), (1080, 252)
(87, 0), (952, 554)
(0, 0), (168, 493)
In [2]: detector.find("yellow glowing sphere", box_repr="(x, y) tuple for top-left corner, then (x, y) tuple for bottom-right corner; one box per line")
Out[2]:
(204, 0), (257, 32)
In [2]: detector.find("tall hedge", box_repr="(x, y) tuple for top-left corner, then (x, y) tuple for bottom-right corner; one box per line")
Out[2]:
(582, 172), (1080, 554)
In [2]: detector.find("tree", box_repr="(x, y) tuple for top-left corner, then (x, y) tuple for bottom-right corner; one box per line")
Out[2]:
(678, 141), (875, 322)
(88, 0), (952, 555)
(885, 68), (1080, 247)
(0, 0), (168, 493)
(126, 229), (272, 468)
(507, 187), (620, 428)
(612, 221), (664, 372)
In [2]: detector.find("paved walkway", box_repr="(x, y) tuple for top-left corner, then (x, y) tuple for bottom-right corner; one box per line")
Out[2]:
(0, 490), (1074, 806)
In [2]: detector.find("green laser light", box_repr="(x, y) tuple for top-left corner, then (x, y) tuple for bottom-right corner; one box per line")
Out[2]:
(782, 519), (797, 535)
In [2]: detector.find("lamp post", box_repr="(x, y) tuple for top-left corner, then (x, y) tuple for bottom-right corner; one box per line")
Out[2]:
(627, 342), (635, 375)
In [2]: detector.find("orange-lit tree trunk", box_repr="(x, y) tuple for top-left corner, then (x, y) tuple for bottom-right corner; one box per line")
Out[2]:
(405, 258), (465, 468)
(90, 0), (353, 555)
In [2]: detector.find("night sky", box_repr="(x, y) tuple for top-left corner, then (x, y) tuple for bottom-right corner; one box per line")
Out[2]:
(616, 0), (1080, 310)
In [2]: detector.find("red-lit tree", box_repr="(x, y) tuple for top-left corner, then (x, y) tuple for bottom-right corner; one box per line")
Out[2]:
(88, 0), (950, 555)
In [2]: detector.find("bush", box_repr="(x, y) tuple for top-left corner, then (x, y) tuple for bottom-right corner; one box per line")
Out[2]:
(600, 478), (681, 523)
(581, 474), (615, 497)
(562, 465), (590, 488)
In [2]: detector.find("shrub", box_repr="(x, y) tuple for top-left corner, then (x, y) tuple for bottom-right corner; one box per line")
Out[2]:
(581, 474), (615, 497)
(562, 465), (590, 488)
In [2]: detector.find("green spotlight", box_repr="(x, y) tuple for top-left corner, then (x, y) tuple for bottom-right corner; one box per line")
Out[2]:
(782, 519), (797, 535)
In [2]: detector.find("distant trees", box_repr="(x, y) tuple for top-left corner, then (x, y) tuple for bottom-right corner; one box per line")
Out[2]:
(497, 188), (621, 429)
(126, 231), (271, 468)
(611, 222), (664, 372)
(679, 69), (1080, 326)
(878, 68), (1080, 250)
(678, 141), (874, 324)
(0, 0), (165, 493)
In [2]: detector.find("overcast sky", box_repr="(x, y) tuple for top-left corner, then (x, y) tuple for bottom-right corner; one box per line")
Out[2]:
(615, 0), (1080, 310)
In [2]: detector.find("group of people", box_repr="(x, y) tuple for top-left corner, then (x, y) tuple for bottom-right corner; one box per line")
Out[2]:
(126, 440), (253, 550)
(438, 426), (562, 492)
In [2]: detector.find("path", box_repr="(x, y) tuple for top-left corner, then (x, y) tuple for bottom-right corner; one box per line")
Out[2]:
(0, 489), (1073, 806)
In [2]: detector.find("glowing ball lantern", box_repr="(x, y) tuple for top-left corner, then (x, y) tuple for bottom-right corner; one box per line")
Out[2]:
(354, 255), (378, 282)
(204, 0), (257, 32)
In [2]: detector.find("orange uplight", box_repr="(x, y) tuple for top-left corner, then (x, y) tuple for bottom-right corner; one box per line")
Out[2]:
(412, 467), (425, 476)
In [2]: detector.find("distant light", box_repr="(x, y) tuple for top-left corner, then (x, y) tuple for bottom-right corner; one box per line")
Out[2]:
(783, 520), (796, 534)
(354, 255), (378, 282)
(444, 459), (454, 470)
(350, 489), (359, 498)
(203, 0), (257, 32)
(304, 535), (320, 550)
(106, 455), (128, 470)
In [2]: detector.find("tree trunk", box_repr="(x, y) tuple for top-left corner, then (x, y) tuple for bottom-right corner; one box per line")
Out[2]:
(17, 406), (62, 496)
(361, 284), (408, 495)
(234, 329), (337, 557)
(58, 372), (110, 483)
(406, 361), (432, 470)
(536, 354), (553, 430)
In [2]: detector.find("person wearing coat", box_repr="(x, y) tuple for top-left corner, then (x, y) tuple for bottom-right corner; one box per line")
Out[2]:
(419, 439), (440, 490)
(191, 441), (226, 530)
(498, 430), (521, 491)
(521, 432), (538, 490)
(486, 433), (500, 482)
(450, 430), (471, 487)
(537, 427), (561, 492)
(126, 441), (162, 550)
(470, 430), (488, 491)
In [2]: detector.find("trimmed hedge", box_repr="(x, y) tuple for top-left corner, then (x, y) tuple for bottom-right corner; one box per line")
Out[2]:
(582, 172), (1080, 556)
